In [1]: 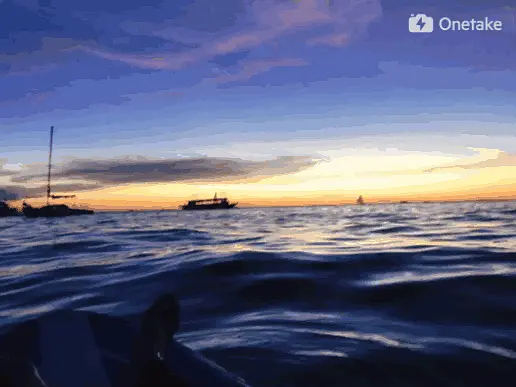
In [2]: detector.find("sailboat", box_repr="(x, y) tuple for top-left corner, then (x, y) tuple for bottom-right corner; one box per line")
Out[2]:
(22, 126), (94, 218)
(356, 195), (365, 205)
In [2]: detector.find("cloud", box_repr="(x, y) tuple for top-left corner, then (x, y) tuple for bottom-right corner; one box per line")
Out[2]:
(1, 0), (382, 114)
(307, 32), (349, 46)
(357, 149), (516, 177)
(0, 161), (20, 177)
(10, 155), (322, 186)
(0, 37), (84, 75)
(81, 0), (382, 70)
(3, 155), (321, 200)
(0, 0), (385, 119)
(210, 58), (308, 84)
(0, 183), (100, 200)
(0, 188), (19, 200)
(424, 151), (516, 172)
(0, 170), (16, 177)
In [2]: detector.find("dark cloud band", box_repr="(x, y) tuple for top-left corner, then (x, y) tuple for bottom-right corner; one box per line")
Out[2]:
(2, 155), (321, 199)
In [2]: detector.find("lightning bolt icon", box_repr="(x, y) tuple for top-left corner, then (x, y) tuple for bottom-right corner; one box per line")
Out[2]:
(416, 17), (426, 30)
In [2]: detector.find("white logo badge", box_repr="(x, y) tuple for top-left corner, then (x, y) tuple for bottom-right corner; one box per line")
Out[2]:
(409, 14), (434, 33)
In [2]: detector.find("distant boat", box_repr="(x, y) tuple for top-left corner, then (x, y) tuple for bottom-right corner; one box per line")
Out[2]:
(0, 200), (18, 217)
(180, 193), (237, 210)
(356, 195), (365, 205)
(22, 126), (94, 218)
(400, 201), (409, 204)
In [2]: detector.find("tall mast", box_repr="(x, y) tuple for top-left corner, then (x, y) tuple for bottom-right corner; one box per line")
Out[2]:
(46, 126), (54, 205)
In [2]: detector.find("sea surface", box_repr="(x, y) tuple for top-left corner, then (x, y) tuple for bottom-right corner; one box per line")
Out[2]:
(1, 202), (516, 386)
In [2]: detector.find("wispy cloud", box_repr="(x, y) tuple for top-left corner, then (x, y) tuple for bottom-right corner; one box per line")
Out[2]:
(0, 183), (100, 200)
(0, 37), (84, 75)
(81, 0), (382, 71)
(307, 32), (349, 46)
(425, 151), (516, 172)
(0, 188), (20, 200)
(0, 168), (16, 177)
(0, 90), (53, 107)
(210, 58), (308, 84)
(0, 161), (20, 177)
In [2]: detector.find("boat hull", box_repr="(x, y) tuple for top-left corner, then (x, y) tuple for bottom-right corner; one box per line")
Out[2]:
(0, 202), (19, 217)
(0, 310), (250, 387)
(23, 204), (94, 218)
(0, 209), (19, 217)
(181, 203), (237, 210)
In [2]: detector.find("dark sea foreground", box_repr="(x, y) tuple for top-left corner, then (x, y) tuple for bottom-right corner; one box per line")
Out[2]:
(1, 202), (516, 386)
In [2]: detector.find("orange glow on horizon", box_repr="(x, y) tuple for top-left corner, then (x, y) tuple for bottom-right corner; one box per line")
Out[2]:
(6, 149), (516, 211)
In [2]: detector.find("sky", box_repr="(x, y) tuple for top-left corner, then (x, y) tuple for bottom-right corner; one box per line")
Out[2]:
(1, 0), (516, 209)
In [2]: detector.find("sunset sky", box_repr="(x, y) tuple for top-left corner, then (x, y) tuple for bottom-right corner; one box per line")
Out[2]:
(1, 0), (516, 210)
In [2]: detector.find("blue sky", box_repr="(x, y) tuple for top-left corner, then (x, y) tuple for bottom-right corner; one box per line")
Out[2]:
(1, 0), (516, 206)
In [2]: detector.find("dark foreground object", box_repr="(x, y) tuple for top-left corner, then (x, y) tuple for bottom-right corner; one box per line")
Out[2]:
(137, 359), (191, 387)
(180, 194), (237, 210)
(0, 201), (18, 217)
(22, 203), (94, 218)
(0, 294), (249, 387)
(181, 201), (237, 210)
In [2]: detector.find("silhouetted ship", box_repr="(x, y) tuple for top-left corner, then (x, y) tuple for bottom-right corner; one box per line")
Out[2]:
(0, 201), (18, 217)
(356, 195), (365, 205)
(22, 126), (94, 218)
(180, 193), (237, 210)
(23, 201), (93, 218)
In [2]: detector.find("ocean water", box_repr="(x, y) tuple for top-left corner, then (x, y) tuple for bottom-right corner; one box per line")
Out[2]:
(1, 202), (516, 386)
